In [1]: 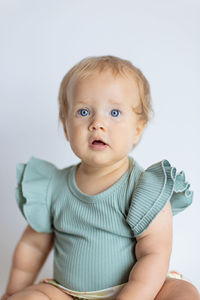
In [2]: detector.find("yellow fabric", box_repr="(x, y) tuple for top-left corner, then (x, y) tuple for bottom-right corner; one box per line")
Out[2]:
(41, 271), (191, 300)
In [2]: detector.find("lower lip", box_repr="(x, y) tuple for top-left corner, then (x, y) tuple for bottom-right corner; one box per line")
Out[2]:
(89, 143), (109, 150)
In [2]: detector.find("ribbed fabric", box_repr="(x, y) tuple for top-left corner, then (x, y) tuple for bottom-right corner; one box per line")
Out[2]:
(126, 160), (193, 236)
(16, 156), (193, 291)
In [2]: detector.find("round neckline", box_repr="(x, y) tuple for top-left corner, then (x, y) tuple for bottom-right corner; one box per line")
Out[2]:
(68, 156), (135, 203)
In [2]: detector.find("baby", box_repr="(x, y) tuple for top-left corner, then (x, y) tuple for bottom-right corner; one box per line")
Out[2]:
(1, 56), (199, 300)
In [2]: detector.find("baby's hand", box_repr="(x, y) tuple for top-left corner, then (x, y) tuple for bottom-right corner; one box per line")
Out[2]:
(0, 293), (10, 300)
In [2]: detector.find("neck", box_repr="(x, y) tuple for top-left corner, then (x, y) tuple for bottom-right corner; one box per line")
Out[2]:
(77, 156), (130, 179)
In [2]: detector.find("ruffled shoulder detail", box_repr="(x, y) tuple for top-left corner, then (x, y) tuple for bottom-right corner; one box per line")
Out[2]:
(126, 160), (193, 237)
(15, 157), (57, 233)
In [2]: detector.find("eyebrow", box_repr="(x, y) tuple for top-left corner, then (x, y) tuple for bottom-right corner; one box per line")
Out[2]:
(74, 99), (123, 106)
(108, 99), (123, 105)
(74, 101), (89, 106)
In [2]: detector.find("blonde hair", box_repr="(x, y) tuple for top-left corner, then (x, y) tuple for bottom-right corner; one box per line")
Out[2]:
(58, 55), (153, 131)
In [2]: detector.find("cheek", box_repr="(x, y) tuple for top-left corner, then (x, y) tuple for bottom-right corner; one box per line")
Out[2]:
(68, 122), (86, 142)
(113, 120), (135, 135)
(119, 123), (137, 144)
(111, 124), (134, 144)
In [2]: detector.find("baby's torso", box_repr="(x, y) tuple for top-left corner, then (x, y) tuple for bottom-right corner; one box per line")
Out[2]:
(52, 195), (137, 292)
(50, 157), (143, 292)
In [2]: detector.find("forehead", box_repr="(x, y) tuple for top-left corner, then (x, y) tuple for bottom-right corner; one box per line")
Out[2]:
(66, 69), (140, 107)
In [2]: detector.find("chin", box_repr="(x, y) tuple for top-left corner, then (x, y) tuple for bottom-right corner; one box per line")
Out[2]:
(84, 156), (112, 166)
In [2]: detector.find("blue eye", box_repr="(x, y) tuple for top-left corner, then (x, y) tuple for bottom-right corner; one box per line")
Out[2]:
(111, 109), (120, 117)
(78, 109), (89, 116)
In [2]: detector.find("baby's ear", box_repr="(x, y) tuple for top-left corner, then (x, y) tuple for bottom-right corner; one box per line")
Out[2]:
(62, 121), (69, 141)
(134, 120), (146, 144)
(138, 120), (146, 134)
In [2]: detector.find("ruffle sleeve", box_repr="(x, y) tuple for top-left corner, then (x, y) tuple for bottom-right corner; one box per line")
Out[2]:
(15, 157), (57, 233)
(126, 160), (193, 237)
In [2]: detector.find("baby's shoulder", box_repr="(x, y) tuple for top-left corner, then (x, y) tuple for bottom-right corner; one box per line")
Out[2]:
(127, 158), (193, 237)
(15, 156), (78, 232)
(16, 156), (77, 202)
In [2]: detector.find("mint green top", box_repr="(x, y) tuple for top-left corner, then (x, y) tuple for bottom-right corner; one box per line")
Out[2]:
(16, 156), (193, 292)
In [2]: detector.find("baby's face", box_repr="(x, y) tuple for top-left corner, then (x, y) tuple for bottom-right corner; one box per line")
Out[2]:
(65, 69), (144, 167)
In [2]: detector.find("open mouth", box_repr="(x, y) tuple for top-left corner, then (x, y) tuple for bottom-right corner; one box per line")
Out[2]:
(90, 139), (108, 150)
(92, 140), (107, 145)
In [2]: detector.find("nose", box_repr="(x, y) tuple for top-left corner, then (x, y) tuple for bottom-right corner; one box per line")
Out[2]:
(88, 118), (105, 132)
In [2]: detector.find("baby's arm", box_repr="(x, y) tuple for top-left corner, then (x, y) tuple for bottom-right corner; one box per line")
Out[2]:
(116, 201), (173, 300)
(3, 224), (54, 298)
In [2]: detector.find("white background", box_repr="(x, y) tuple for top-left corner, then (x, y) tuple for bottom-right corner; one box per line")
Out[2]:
(0, 0), (199, 293)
